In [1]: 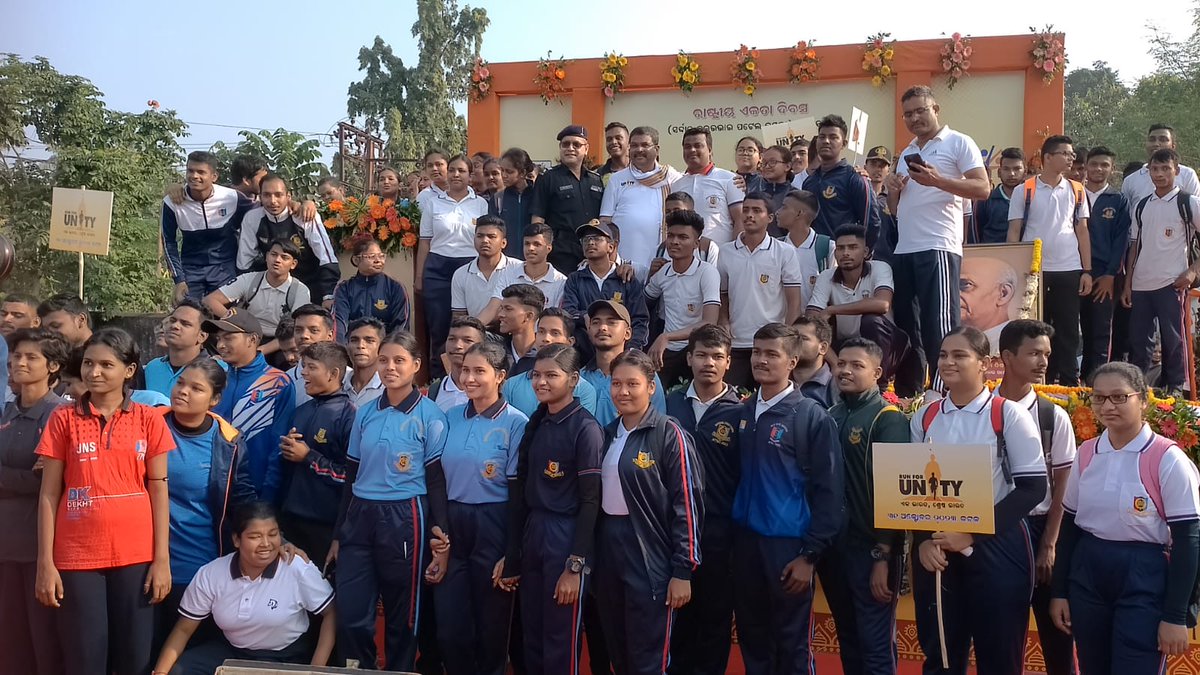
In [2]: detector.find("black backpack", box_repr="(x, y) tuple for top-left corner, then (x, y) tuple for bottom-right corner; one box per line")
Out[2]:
(1130, 192), (1198, 287)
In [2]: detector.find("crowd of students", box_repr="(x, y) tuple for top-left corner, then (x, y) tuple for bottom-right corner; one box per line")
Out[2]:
(1, 81), (1199, 675)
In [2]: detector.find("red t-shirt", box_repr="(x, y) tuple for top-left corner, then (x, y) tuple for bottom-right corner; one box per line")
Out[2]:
(36, 398), (175, 570)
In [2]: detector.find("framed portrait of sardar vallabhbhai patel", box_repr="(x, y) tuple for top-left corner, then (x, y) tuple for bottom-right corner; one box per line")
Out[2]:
(960, 242), (1043, 356)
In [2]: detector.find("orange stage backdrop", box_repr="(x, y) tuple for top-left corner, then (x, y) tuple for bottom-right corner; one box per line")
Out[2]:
(468, 34), (1063, 165)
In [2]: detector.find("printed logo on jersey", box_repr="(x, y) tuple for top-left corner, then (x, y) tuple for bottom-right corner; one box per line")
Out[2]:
(707, 195), (720, 208)
(1102, 207), (1116, 220)
(219, 208), (228, 217)
(822, 185), (837, 200)
(768, 423), (787, 446)
(374, 299), (388, 311)
(394, 452), (413, 473)
(848, 426), (864, 445)
(76, 441), (98, 461)
(759, 274), (770, 284)
(482, 461), (499, 479)
(231, 371), (292, 441)
(612, 292), (623, 304)
(314, 428), (328, 444)
(135, 440), (147, 461)
(1166, 228), (1175, 238)
(267, 599), (279, 610)
(66, 487), (93, 517)
(543, 460), (564, 479)
(712, 422), (733, 446)
(687, 303), (696, 314)
(1132, 495), (1149, 514)
(633, 451), (656, 469)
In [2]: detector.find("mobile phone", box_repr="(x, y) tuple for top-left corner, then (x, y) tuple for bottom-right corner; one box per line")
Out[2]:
(904, 153), (927, 170)
(323, 558), (337, 582)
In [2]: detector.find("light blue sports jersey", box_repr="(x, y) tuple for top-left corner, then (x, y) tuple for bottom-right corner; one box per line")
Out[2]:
(131, 389), (171, 407)
(580, 367), (667, 426)
(441, 400), (528, 504)
(501, 371), (598, 418)
(144, 356), (227, 398)
(348, 388), (448, 500)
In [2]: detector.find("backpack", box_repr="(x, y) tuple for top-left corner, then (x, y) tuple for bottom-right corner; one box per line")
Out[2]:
(921, 396), (1012, 484)
(1076, 433), (1200, 627)
(815, 234), (832, 273)
(239, 272), (299, 320)
(1019, 177), (1086, 242)
(1031, 396), (1058, 466)
(1130, 191), (1199, 287)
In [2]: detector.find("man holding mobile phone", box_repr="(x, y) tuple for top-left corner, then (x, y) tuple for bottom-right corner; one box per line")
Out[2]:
(885, 86), (991, 395)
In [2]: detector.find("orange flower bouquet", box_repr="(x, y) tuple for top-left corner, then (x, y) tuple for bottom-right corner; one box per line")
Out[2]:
(468, 57), (493, 103)
(321, 194), (420, 258)
(1030, 25), (1067, 85)
(599, 52), (628, 101)
(534, 51), (570, 105)
(862, 32), (896, 87)
(788, 40), (820, 84)
(730, 45), (760, 96)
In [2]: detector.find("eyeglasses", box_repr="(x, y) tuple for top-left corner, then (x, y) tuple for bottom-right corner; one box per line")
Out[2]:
(736, 147), (760, 155)
(761, 159), (785, 168)
(1048, 150), (1077, 160)
(581, 235), (610, 244)
(1091, 392), (1139, 406)
(359, 254), (386, 262)
(902, 106), (933, 119)
(559, 141), (586, 149)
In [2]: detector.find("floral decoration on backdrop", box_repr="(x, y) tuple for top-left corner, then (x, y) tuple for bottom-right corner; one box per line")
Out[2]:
(940, 33), (972, 90)
(600, 52), (628, 101)
(1030, 25), (1067, 84)
(534, 51), (570, 105)
(788, 40), (820, 84)
(468, 57), (492, 102)
(321, 195), (419, 257)
(862, 32), (896, 87)
(672, 51), (702, 93)
(731, 45), (760, 96)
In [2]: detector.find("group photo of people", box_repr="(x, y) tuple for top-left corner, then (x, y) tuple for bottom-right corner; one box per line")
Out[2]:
(5, 22), (1200, 675)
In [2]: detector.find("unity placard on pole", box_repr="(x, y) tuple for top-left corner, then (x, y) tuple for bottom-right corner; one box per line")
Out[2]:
(48, 187), (114, 298)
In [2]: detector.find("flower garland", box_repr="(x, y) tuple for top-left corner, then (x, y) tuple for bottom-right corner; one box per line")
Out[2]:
(468, 57), (492, 103)
(1019, 239), (1043, 319)
(599, 52), (628, 102)
(534, 51), (570, 105)
(730, 45), (760, 96)
(671, 51), (702, 93)
(1030, 25), (1067, 84)
(788, 40), (820, 84)
(862, 32), (896, 87)
(322, 195), (420, 257)
(940, 33), (972, 90)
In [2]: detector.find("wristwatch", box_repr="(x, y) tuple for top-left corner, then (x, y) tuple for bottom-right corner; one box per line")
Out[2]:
(798, 548), (820, 565)
(870, 545), (891, 562)
(565, 556), (586, 574)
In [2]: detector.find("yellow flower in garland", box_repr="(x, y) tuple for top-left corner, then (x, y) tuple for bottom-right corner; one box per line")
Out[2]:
(1030, 238), (1043, 274)
(677, 53), (688, 67)
(672, 51), (701, 93)
(863, 32), (897, 87)
(683, 70), (696, 84)
(871, 75), (883, 86)
(689, 60), (699, 72)
(743, 85), (754, 95)
(745, 61), (756, 71)
(602, 71), (616, 83)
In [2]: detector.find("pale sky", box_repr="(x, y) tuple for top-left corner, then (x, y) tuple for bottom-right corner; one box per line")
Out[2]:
(3, 0), (1194, 160)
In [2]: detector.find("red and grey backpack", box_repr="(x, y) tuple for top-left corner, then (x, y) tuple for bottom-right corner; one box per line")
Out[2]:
(921, 396), (1013, 483)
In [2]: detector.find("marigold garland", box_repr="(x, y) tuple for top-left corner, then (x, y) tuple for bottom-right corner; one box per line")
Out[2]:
(671, 51), (701, 94)
(1030, 25), (1067, 84)
(940, 33), (972, 90)
(730, 45), (760, 96)
(788, 40), (820, 84)
(861, 32), (896, 87)
(468, 57), (492, 103)
(320, 194), (419, 258)
(534, 51), (570, 105)
(1020, 239), (1043, 319)
(599, 52), (628, 102)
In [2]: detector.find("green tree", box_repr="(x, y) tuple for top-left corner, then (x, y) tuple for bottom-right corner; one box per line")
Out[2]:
(0, 54), (182, 315)
(211, 128), (329, 198)
(346, 0), (489, 170)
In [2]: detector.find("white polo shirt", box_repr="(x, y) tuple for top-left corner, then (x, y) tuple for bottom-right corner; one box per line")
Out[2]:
(602, 422), (632, 515)
(894, 126), (985, 255)
(1121, 163), (1200, 206)
(1064, 424), (1200, 545)
(488, 263), (567, 308)
(786, 228), (835, 305)
(670, 166), (745, 244)
(718, 234), (803, 348)
(1012, 389), (1076, 517)
(755, 383), (795, 421)
(601, 164), (684, 270)
(686, 383), (732, 423)
(349, 371), (384, 408)
(452, 255), (519, 317)
(419, 189), (490, 258)
(910, 389), (1047, 504)
(179, 553), (334, 651)
(644, 258), (722, 351)
(434, 376), (469, 413)
(1008, 176), (1089, 272)
(1129, 188), (1200, 291)
(218, 273), (311, 337)
(807, 260), (895, 340)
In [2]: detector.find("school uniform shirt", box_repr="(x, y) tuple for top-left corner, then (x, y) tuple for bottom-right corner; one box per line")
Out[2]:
(487, 262), (567, 309)
(1129, 187), (1200, 291)
(281, 390), (355, 526)
(501, 371), (598, 418)
(451, 255), (519, 318)
(218, 273), (311, 337)
(348, 388), (448, 501)
(35, 396), (176, 570)
(1008, 176), (1089, 272)
(530, 164), (605, 273)
(717, 235), (804, 348)
(179, 553), (334, 651)
(236, 206), (341, 301)
(791, 170), (809, 189)
(600, 420), (634, 516)
(490, 186), (533, 259)
(1064, 424), (1200, 545)
(580, 366), (667, 427)
(331, 272), (411, 341)
(894, 126), (985, 255)
(0, 392), (67, 563)
(971, 185), (1014, 244)
(670, 165), (745, 243)
(348, 371), (385, 408)
(420, 188), (490, 259)
(807, 261), (895, 340)
(432, 376), (469, 413)
(1012, 389), (1075, 517)
(561, 263), (651, 350)
(441, 400), (527, 505)
(161, 184), (254, 286)
(666, 384), (743, 520)
(164, 414), (223, 583)
(1121, 163), (1200, 206)
(214, 353), (296, 501)
(802, 160), (880, 238)
(828, 388), (910, 548)
(644, 258), (722, 351)
(522, 399), (604, 518)
(1086, 186), (1131, 278)
(144, 355), (227, 398)
(600, 164), (685, 270)
(909, 389), (1047, 505)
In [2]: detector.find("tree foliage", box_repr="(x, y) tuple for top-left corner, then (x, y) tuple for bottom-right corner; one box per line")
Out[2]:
(0, 54), (181, 315)
(346, 0), (489, 168)
(211, 128), (329, 198)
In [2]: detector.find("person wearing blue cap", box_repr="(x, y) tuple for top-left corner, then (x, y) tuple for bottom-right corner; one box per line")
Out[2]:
(531, 125), (604, 274)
